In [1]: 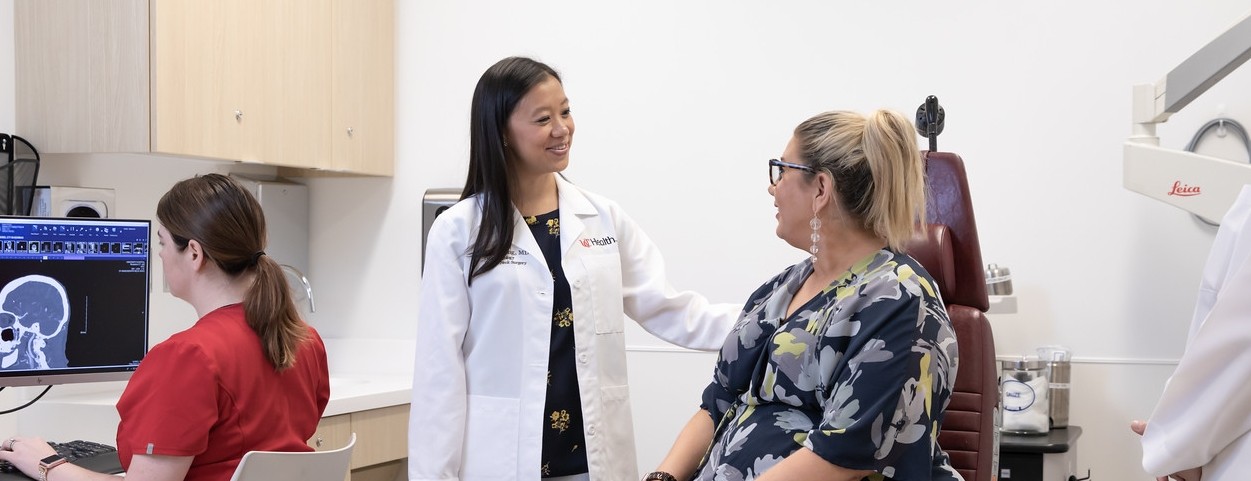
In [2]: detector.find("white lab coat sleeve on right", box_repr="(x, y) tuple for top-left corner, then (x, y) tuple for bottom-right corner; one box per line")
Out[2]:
(409, 215), (471, 481)
(1142, 186), (1251, 478)
(1142, 249), (1251, 477)
(1189, 185), (1251, 342)
(610, 203), (740, 351)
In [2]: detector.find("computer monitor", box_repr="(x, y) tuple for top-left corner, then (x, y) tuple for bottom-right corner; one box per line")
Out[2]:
(0, 216), (150, 387)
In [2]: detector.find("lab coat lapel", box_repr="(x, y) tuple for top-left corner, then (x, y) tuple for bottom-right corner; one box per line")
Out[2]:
(510, 206), (547, 269)
(556, 176), (597, 257)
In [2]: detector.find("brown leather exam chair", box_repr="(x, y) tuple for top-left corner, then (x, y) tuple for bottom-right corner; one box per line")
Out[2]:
(906, 152), (999, 481)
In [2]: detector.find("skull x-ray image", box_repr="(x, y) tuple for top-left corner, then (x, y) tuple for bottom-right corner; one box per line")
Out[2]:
(0, 275), (70, 370)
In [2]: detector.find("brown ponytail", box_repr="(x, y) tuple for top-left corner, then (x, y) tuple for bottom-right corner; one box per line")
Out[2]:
(244, 253), (308, 370)
(157, 174), (309, 371)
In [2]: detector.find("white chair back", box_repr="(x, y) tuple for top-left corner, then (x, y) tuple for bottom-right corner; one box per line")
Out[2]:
(228, 433), (356, 481)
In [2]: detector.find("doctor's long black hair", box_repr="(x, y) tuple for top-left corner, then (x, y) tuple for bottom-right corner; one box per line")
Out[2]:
(462, 56), (562, 284)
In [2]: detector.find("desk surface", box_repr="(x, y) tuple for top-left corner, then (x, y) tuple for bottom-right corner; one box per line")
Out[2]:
(1000, 426), (1083, 454)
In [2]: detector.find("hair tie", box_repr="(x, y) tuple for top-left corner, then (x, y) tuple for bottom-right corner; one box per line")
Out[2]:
(252, 251), (266, 266)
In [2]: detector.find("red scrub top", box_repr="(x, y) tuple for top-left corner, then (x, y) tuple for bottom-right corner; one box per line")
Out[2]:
(115, 304), (330, 481)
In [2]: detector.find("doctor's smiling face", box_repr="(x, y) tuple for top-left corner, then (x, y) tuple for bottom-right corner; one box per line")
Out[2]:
(769, 135), (819, 251)
(505, 75), (574, 181)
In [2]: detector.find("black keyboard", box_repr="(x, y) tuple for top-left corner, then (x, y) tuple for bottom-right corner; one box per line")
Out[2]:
(0, 440), (123, 479)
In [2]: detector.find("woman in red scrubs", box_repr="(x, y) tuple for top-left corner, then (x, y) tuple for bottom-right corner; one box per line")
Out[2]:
(0, 173), (329, 481)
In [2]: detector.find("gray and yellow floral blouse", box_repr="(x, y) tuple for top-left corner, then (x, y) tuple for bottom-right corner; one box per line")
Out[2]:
(695, 250), (963, 481)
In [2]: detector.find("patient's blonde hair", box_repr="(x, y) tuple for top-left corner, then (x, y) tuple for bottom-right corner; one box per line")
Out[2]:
(794, 109), (925, 251)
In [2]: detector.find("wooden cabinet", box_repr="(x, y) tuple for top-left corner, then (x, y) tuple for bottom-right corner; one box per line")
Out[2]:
(150, 0), (331, 169)
(15, 1), (149, 153)
(15, 0), (394, 176)
(330, 0), (395, 175)
(309, 404), (409, 481)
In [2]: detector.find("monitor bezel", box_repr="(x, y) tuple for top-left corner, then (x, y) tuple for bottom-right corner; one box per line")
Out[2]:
(0, 370), (136, 388)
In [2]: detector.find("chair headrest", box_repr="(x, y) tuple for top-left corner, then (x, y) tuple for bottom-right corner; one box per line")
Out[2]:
(918, 152), (989, 311)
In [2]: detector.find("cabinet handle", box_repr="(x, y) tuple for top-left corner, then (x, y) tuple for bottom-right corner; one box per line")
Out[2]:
(315, 436), (324, 448)
(346, 127), (354, 137)
(234, 110), (244, 122)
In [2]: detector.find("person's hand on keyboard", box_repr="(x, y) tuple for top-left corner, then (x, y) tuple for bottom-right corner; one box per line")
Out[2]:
(0, 435), (58, 480)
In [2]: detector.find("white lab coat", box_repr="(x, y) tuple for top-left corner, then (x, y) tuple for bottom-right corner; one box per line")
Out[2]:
(1142, 185), (1251, 481)
(409, 176), (739, 481)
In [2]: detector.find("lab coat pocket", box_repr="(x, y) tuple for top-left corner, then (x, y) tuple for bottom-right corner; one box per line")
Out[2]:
(463, 395), (519, 479)
(582, 254), (625, 334)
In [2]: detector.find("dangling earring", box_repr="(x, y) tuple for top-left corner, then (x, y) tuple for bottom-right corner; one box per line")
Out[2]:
(809, 213), (821, 263)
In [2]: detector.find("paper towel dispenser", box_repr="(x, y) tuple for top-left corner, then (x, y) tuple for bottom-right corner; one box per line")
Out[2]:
(230, 175), (309, 272)
(422, 188), (461, 272)
(230, 174), (314, 315)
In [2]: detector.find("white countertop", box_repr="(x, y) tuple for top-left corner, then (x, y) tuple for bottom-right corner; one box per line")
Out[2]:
(18, 338), (415, 442)
(323, 373), (412, 416)
(321, 337), (415, 415)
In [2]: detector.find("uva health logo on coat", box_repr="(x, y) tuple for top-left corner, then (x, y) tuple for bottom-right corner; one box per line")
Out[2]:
(579, 236), (617, 248)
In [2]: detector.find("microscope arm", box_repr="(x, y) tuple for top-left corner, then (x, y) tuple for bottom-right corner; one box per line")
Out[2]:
(1125, 11), (1251, 223)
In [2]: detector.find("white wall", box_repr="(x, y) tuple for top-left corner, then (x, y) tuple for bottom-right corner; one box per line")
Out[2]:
(2, 1), (1250, 479)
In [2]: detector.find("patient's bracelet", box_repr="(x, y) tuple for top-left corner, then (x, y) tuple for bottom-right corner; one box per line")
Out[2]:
(643, 471), (678, 481)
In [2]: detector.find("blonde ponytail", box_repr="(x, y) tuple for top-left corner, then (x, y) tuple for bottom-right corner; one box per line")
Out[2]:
(862, 109), (925, 250)
(795, 109), (926, 250)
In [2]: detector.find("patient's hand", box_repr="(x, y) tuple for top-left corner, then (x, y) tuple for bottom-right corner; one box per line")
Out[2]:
(1130, 420), (1202, 481)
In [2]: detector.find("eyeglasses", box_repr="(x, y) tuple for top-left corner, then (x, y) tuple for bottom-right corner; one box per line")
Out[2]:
(768, 158), (816, 186)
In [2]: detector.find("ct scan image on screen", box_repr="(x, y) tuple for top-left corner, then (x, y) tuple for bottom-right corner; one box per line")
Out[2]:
(0, 217), (150, 387)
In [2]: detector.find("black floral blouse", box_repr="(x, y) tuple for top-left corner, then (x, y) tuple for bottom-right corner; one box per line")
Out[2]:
(695, 250), (962, 481)
(527, 210), (587, 477)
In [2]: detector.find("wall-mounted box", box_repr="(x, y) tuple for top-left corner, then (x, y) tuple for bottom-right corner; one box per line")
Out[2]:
(26, 186), (116, 218)
(231, 175), (309, 276)
(422, 188), (461, 273)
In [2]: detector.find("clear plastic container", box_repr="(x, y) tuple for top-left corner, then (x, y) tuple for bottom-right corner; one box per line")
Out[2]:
(1036, 346), (1072, 429)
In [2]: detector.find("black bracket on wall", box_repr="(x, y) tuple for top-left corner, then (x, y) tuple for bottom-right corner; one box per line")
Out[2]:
(915, 95), (945, 152)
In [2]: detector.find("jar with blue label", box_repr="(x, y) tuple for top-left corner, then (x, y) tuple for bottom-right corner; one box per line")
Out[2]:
(1000, 358), (1049, 434)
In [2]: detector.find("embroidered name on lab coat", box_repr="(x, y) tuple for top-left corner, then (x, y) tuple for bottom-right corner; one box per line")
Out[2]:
(501, 248), (529, 266)
(579, 236), (617, 248)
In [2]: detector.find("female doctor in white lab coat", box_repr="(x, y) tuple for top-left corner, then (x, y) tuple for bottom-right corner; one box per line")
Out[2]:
(408, 57), (739, 481)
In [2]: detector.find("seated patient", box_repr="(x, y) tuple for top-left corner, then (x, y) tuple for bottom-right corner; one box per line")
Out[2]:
(649, 110), (962, 481)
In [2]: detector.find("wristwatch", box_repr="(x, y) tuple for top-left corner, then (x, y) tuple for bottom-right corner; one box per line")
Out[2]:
(643, 471), (678, 481)
(38, 454), (68, 481)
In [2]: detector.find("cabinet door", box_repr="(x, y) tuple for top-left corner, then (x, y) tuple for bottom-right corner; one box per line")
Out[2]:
(151, 0), (254, 160)
(308, 414), (353, 481)
(15, 0), (149, 153)
(350, 404), (409, 469)
(308, 414), (353, 452)
(253, 0), (332, 169)
(330, 0), (394, 176)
